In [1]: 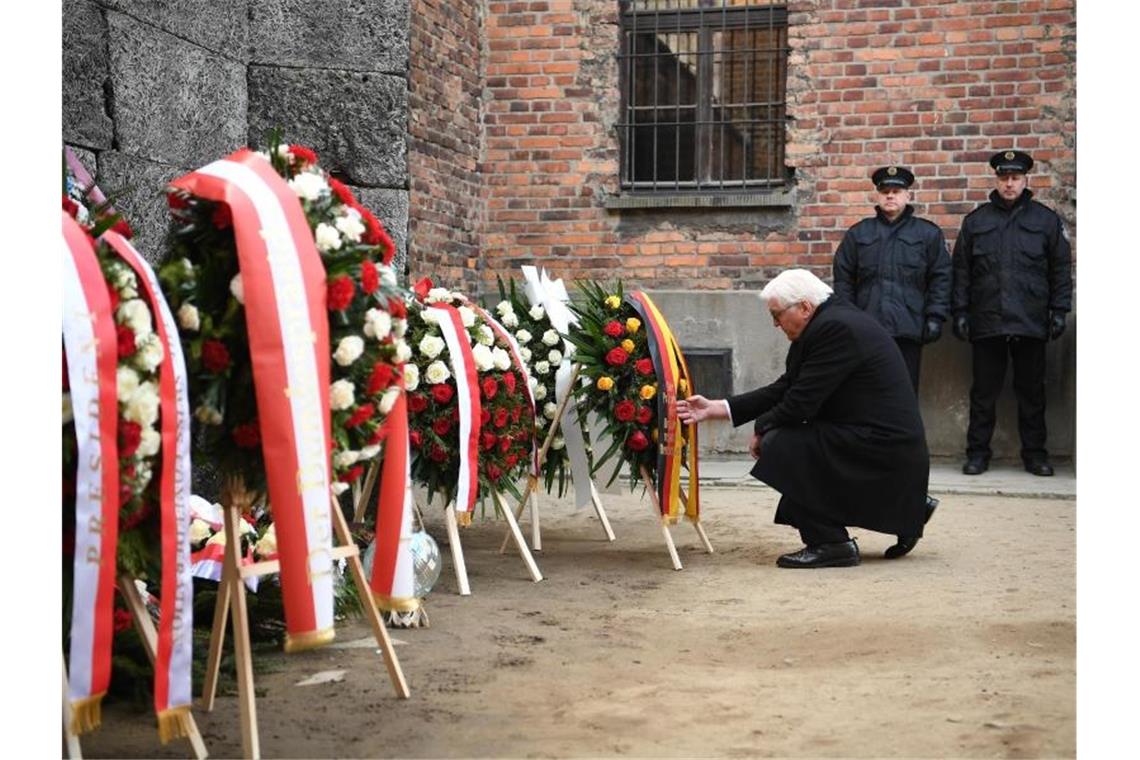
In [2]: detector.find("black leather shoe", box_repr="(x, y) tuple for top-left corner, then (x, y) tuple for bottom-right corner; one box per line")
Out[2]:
(777, 539), (860, 569)
(962, 457), (988, 475)
(1024, 460), (1054, 476)
(885, 496), (939, 559)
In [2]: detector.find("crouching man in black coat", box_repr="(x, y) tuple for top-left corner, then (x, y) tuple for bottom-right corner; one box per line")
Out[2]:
(678, 269), (935, 567)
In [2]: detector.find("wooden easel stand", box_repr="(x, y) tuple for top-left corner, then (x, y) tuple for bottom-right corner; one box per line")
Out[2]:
(639, 465), (714, 570)
(442, 485), (543, 597)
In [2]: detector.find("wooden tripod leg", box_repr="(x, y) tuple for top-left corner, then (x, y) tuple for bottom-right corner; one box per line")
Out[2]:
(640, 466), (682, 571)
(494, 490), (544, 582)
(329, 496), (410, 699)
(530, 489), (541, 551)
(497, 477), (536, 555)
(444, 504), (472, 596)
(62, 655), (82, 760)
(589, 481), (616, 542)
(678, 486), (714, 554)
(117, 576), (209, 759)
(353, 460), (381, 523)
(200, 565), (232, 711)
(221, 504), (259, 760)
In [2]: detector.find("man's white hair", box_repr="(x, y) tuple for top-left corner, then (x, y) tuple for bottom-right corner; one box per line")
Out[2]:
(760, 269), (834, 309)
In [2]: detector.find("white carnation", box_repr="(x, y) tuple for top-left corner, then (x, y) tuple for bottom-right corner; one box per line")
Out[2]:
(547, 349), (563, 365)
(360, 445), (381, 461)
(393, 318), (408, 338)
(535, 360), (550, 376)
(330, 379), (355, 411)
(529, 305), (546, 321)
(394, 340), (412, 363)
(552, 435), (565, 451)
(425, 360), (451, 385)
(315, 222), (342, 253)
(125, 382), (160, 428)
(276, 144), (292, 158)
(364, 309), (392, 340)
(334, 450), (361, 469)
(515, 329), (533, 345)
(403, 362), (420, 391)
(134, 333), (165, 372)
(495, 300), (514, 317)
(335, 208), (366, 242)
(476, 324), (495, 346)
(458, 306), (476, 328)
(116, 299), (153, 339)
(189, 518), (213, 545)
(177, 302), (200, 332)
(288, 171), (328, 202)
(502, 311), (519, 328)
(420, 309), (441, 325)
(379, 386), (400, 415)
(471, 343), (494, 372)
(109, 264), (138, 299)
(419, 334), (445, 360)
(533, 383), (547, 401)
(544, 402), (558, 420)
(542, 329), (560, 346)
(230, 274), (244, 304)
(492, 347), (512, 371)
(137, 427), (161, 457)
(333, 335), (365, 366)
(426, 287), (452, 304)
(117, 366), (141, 404)
(520, 346), (532, 362)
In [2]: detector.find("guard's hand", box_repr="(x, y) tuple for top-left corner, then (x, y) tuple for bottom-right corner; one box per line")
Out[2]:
(922, 318), (943, 345)
(952, 314), (970, 341)
(749, 433), (762, 460)
(1049, 310), (1067, 340)
(677, 394), (718, 424)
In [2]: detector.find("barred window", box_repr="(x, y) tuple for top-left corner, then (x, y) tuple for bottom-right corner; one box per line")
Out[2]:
(617, 1), (790, 193)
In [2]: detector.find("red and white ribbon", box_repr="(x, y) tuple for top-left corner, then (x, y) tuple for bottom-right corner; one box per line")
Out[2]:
(471, 305), (539, 476)
(101, 231), (195, 740)
(368, 389), (418, 611)
(425, 304), (481, 513)
(171, 150), (335, 652)
(62, 212), (121, 734)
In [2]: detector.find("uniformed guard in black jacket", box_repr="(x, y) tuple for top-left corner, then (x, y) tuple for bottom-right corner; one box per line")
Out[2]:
(951, 150), (1073, 477)
(678, 269), (936, 567)
(833, 165), (952, 392)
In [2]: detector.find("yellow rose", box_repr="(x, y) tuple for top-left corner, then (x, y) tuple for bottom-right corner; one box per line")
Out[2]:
(621, 339), (635, 353)
(625, 317), (641, 334)
(678, 379), (689, 395)
(597, 376), (615, 391)
(604, 295), (621, 310)
(640, 384), (657, 401)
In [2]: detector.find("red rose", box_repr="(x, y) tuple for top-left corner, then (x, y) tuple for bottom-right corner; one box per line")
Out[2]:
(603, 320), (624, 338)
(502, 371), (516, 394)
(201, 340), (232, 373)
(450, 405), (461, 421)
(388, 298), (407, 318)
(359, 207), (395, 263)
(431, 384), (454, 405)
(614, 399), (636, 423)
(410, 430), (423, 448)
(116, 324), (136, 359)
(605, 347), (629, 366)
(368, 362), (396, 395)
(499, 437), (511, 453)
(340, 465), (365, 483)
(327, 275), (355, 312)
(328, 177), (357, 207)
(232, 422), (261, 448)
(289, 144), (319, 166)
(113, 608), (133, 634)
(346, 404), (375, 429)
(481, 409), (491, 426)
(505, 453), (519, 468)
(368, 426), (385, 445)
(120, 482), (135, 504)
(111, 219), (134, 239)
(481, 432), (498, 451)
(122, 502), (153, 531)
(119, 421), (142, 457)
(494, 408), (509, 428)
(487, 463), (503, 481)
(409, 393), (428, 413)
(63, 196), (79, 218)
(627, 430), (650, 452)
(360, 259), (379, 294)
(636, 405), (653, 425)
(481, 376), (499, 400)
(211, 204), (232, 229)
(433, 417), (452, 436)
(511, 406), (521, 423)
(413, 277), (432, 302)
(429, 444), (448, 463)
(635, 358), (654, 376)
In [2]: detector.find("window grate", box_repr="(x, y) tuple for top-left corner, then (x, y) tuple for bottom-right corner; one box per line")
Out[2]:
(617, 1), (790, 194)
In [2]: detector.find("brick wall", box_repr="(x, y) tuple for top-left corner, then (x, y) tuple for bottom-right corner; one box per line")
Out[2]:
(407, 0), (486, 292)
(478, 0), (1077, 292)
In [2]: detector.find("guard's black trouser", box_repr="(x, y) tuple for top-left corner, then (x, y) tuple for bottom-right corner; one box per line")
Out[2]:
(966, 335), (1048, 463)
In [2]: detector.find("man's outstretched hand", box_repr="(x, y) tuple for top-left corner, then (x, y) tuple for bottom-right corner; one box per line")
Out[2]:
(677, 394), (727, 424)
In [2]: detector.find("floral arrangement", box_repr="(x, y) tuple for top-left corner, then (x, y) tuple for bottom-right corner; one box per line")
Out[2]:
(158, 138), (411, 495)
(405, 280), (537, 507)
(565, 281), (668, 490)
(492, 278), (580, 496)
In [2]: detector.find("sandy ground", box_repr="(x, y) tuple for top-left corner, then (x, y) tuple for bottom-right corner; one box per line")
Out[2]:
(81, 484), (1074, 759)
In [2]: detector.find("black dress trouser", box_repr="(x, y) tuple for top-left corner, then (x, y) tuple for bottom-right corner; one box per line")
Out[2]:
(894, 338), (922, 393)
(966, 335), (1048, 463)
(778, 496), (851, 546)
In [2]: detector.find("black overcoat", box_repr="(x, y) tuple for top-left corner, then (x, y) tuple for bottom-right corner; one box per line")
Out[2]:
(726, 297), (929, 537)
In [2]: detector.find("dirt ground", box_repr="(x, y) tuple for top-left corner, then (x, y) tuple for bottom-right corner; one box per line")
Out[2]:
(82, 484), (1075, 759)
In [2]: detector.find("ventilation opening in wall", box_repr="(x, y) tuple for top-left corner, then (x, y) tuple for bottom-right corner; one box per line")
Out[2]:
(682, 348), (733, 399)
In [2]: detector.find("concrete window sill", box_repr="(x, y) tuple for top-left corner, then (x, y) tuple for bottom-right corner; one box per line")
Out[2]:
(603, 190), (794, 210)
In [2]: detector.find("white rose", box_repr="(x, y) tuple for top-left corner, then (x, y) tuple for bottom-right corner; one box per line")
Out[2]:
(477, 324), (495, 346)
(125, 382), (160, 427)
(418, 334), (445, 360)
(330, 379), (355, 411)
(393, 318), (408, 338)
(134, 333), (165, 372)
(288, 171), (328, 202)
(206, 530), (227, 547)
(471, 343), (494, 372)
(535, 360), (550, 376)
(394, 340), (412, 363)
(335, 209), (366, 242)
(137, 427), (161, 457)
(536, 415), (547, 429)
(333, 335), (365, 366)
(117, 366), (141, 404)
(528, 376), (538, 391)
(110, 265), (138, 299)
(515, 329), (533, 345)
(542, 329), (560, 346)
(520, 346), (532, 362)
(315, 222), (342, 253)
(379, 386), (400, 415)
(177, 303), (200, 332)
(116, 299), (153, 339)
(136, 462), (153, 489)
(62, 393), (73, 424)
(403, 362), (420, 391)
(364, 309), (392, 341)
(533, 383), (547, 401)
(425, 360), (451, 385)
(189, 518), (213, 545)
(331, 482), (350, 496)
(426, 287), (452, 304)
(495, 300), (513, 317)
(491, 347), (512, 371)
(552, 435), (565, 451)
(420, 309), (441, 325)
(381, 266), (397, 287)
(544, 402), (558, 420)
(276, 144), (292, 158)
(230, 274), (245, 304)
(457, 306), (476, 328)
(360, 445), (381, 461)
(547, 349), (562, 365)
(502, 312), (519, 328)
(529, 305), (546, 321)
(254, 525), (277, 558)
(334, 450), (361, 469)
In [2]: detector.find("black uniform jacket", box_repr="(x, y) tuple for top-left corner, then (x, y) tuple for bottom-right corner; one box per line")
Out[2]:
(726, 297), (929, 537)
(951, 189), (1073, 341)
(832, 205), (952, 341)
